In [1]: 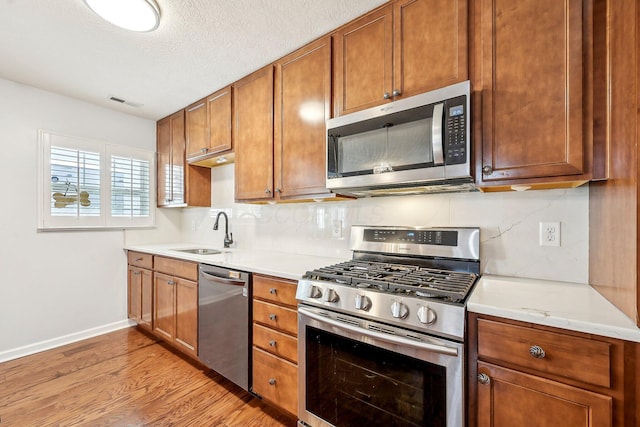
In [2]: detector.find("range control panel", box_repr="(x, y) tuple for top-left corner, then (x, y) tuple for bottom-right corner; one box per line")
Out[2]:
(364, 229), (458, 246)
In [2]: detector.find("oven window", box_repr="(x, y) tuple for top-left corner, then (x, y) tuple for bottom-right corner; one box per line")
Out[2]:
(305, 326), (446, 427)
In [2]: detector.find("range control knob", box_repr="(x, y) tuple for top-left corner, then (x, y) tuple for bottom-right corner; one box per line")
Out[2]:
(354, 294), (372, 311)
(308, 285), (322, 299)
(323, 289), (339, 303)
(390, 301), (409, 319)
(417, 305), (437, 325)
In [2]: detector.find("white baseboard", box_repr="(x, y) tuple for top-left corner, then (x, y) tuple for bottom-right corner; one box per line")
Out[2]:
(0, 319), (137, 364)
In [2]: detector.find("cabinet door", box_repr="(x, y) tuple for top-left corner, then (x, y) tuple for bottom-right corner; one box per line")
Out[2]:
(157, 116), (172, 206)
(153, 272), (176, 341)
(175, 277), (198, 357)
(474, 0), (587, 183)
(127, 266), (143, 322)
(274, 37), (331, 199)
(207, 86), (232, 154)
(185, 98), (208, 159)
(169, 111), (186, 204)
(393, 0), (467, 98)
(140, 268), (153, 330)
(476, 362), (611, 427)
(234, 66), (275, 201)
(333, 5), (393, 116)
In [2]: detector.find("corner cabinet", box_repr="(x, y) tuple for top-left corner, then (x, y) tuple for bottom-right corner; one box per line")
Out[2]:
(157, 111), (211, 207)
(233, 66), (275, 202)
(127, 251), (153, 332)
(468, 314), (637, 427)
(152, 256), (199, 359)
(251, 274), (299, 416)
(471, 0), (600, 189)
(333, 0), (468, 116)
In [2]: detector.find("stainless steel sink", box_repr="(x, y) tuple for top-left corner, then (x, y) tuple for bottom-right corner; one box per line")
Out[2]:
(172, 248), (224, 255)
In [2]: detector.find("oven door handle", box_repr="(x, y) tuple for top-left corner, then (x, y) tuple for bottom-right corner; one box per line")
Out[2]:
(299, 307), (458, 357)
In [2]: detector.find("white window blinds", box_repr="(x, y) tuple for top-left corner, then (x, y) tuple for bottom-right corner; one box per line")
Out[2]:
(38, 130), (155, 229)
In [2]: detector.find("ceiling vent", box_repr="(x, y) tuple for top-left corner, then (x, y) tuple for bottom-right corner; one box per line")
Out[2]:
(108, 95), (143, 108)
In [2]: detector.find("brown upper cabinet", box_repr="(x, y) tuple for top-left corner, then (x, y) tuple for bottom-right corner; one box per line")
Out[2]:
(333, 0), (468, 116)
(185, 86), (234, 167)
(273, 37), (333, 201)
(471, 0), (599, 189)
(157, 111), (211, 207)
(233, 66), (275, 202)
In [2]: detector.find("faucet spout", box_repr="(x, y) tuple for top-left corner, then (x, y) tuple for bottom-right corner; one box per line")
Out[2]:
(213, 211), (234, 248)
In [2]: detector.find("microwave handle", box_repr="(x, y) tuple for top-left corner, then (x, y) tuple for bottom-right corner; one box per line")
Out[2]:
(432, 103), (444, 165)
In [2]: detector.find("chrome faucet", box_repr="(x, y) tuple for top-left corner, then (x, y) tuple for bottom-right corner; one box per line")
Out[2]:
(213, 211), (234, 248)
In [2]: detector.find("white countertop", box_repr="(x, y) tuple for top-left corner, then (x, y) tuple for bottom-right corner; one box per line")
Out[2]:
(125, 243), (348, 281)
(468, 275), (640, 343)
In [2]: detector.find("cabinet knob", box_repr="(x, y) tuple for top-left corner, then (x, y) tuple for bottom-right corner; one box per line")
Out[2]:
(268, 340), (276, 347)
(529, 345), (546, 359)
(268, 378), (276, 385)
(269, 288), (277, 295)
(269, 314), (277, 321)
(392, 89), (401, 97)
(201, 148), (207, 153)
(132, 271), (141, 276)
(264, 188), (271, 194)
(482, 165), (493, 174)
(135, 257), (143, 261)
(383, 92), (392, 99)
(478, 373), (491, 385)
(275, 188), (282, 193)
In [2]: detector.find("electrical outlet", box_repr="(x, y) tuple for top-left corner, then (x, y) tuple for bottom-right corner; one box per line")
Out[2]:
(539, 221), (561, 247)
(332, 219), (343, 238)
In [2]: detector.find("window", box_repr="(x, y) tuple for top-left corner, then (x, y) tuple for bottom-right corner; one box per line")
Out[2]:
(38, 130), (155, 229)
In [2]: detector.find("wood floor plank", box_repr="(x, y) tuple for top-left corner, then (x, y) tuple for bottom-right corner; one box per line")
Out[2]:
(0, 327), (296, 427)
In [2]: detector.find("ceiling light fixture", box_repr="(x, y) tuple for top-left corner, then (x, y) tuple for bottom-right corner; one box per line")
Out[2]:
(83, 0), (160, 32)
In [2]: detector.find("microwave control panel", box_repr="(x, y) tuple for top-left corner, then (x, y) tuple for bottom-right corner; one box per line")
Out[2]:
(445, 96), (467, 165)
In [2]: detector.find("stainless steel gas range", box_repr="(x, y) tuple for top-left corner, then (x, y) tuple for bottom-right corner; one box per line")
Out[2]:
(296, 225), (480, 427)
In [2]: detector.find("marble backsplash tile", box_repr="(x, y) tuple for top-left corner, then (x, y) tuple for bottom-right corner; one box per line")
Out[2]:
(174, 164), (589, 284)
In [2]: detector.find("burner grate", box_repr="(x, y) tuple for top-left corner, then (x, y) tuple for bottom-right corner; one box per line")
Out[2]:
(304, 261), (478, 303)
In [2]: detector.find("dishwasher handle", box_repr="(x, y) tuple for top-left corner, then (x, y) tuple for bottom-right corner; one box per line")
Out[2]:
(200, 270), (246, 287)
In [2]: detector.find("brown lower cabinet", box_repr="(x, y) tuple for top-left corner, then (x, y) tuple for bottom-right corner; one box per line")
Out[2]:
(153, 256), (198, 358)
(127, 251), (153, 332)
(251, 274), (299, 416)
(126, 251), (199, 359)
(468, 313), (637, 427)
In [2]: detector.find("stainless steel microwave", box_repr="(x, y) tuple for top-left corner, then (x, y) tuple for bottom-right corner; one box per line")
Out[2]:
(326, 80), (474, 197)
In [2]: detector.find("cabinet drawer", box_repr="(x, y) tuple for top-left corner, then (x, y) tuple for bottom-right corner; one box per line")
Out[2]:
(477, 318), (611, 388)
(154, 256), (198, 281)
(128, 251), (153, 269)
(253, 275), (297, 307)
(253, 300), (297, 336)
(253, 323), (298, 363)
(252, 347), (298, 416)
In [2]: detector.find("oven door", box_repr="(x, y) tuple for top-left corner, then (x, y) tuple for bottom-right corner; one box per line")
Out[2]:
(298, 305), (464, 427)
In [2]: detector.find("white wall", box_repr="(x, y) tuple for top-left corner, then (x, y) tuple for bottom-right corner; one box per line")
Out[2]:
(181, 164), (589, 284)
(0, 78), (159, 360)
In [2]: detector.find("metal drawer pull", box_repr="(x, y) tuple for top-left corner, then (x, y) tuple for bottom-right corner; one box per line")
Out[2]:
(269, 314), (277, 321)
(132, 271), (141, 276)
(269, 288), (277, 294)
(167, 280), (176, 286)
(135, 257), (143, 261)
(478, 373), (491, 385)
(268, 378), (276, 385)
(268, 340), (276, 347)
(529, 345), (546, 359)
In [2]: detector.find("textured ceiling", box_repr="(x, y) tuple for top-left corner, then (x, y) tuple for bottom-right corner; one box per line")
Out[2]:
(0, 0), (387, 120)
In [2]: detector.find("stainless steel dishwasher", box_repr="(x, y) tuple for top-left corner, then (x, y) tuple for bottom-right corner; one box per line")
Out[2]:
(198, 264), (251, 391)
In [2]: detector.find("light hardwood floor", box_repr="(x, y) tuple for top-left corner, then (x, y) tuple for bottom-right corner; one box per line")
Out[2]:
(0, 327), (297, 426)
